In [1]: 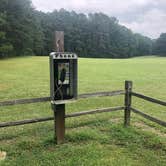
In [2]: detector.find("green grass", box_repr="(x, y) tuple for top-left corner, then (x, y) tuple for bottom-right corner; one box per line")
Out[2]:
(0, 56), (166, 166)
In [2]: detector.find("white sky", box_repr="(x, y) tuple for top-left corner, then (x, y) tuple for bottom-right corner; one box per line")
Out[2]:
(32, 0), (166, 39)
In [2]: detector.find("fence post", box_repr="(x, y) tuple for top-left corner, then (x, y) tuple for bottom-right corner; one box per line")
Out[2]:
(53, 104), (65, 144)
(53, 31), (65, 144)
(124, 80), (132, 127)
(54, 31), (64, 52)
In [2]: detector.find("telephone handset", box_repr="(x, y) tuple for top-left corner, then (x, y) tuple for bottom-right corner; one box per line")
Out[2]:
(59, 68), (66, 83)
(58, 63), (69, 85)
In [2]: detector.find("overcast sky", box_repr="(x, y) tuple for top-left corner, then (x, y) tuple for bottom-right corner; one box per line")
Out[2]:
(32, 0), (166, 39)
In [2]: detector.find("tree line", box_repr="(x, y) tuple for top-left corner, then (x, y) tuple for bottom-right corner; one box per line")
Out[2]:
(0, 0), (166, 58)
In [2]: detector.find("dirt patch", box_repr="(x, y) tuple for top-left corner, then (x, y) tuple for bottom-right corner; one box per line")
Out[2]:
(133, 122), (166, 137)
(109, 118), (122, 123)
(0, 83), (10, 91)
(67, 126), (91, 131)
(0, 151), (6, 161)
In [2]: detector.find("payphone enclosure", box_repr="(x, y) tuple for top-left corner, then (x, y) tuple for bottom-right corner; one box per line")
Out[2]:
(49, 52), (77, 103)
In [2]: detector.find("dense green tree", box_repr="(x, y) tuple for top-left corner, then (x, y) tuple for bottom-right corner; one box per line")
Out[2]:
(5, 0), (36, 55)
(134, 33), (153, 56)
(153, 33), (166, 56)
(1, 0), (45, 56)
(0, 0), (155, 58)
(0, 0), (13, 58)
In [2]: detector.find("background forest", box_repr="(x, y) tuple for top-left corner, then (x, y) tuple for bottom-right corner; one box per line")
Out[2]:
(0, 0), (166, 58)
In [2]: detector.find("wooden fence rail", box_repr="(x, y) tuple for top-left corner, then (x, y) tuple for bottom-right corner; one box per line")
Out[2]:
(0, 106), (124, 128)
(0, 90), (124, 107)
(0, 90), (124, 129)
(131, 92), (166, 107)
(0, 81), (165, 144)
(131, 107), (166, 127)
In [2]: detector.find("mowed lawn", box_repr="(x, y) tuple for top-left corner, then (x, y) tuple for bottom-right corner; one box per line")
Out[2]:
(0, 56), (166, 166)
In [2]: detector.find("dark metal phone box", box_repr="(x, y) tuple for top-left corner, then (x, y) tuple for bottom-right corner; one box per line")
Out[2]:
(49, 52), (78, 102)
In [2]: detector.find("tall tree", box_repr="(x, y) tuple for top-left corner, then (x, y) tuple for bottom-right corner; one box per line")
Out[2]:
(0, 0), (154, 58)
(0, 0), (13, 58)
(134, 33), (153, 56)
(153, 33), (166, 56)
(5, 0), (44, 56)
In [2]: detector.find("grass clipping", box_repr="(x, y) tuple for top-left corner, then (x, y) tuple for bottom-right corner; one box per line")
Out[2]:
(0, 151), (6, 161)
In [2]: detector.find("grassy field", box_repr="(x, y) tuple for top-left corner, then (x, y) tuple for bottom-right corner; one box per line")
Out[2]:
(0, 56), (166, 166)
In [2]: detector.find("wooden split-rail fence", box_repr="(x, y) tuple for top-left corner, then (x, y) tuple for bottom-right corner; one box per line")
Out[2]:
(0, 81), (166, 144)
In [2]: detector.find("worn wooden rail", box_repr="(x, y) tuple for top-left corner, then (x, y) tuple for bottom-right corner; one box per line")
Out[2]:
(0, 106), (124, 128)
(0, 97), (51, 107)
(0, 90), (124, 107)
(130, 90), (166, 127)
(0, 90), (124, 128)
(132, 92), (166, 107)
(131, 107), (166, 127)
(0, 81), (165, 132)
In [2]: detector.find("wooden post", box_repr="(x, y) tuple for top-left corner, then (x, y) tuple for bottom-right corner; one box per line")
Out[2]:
(54, 31), (64, 52)
(53, 104), (65, 144)
(124, 81), (132, 127)
(53, 31), (65, 144)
